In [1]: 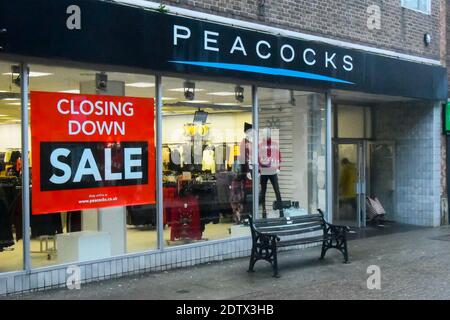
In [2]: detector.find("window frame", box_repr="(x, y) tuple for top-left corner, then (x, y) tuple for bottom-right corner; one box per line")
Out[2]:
(401, 0), (431, 15)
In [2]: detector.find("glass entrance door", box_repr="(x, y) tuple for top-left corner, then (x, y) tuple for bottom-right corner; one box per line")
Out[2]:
(333, 140), (365, 227)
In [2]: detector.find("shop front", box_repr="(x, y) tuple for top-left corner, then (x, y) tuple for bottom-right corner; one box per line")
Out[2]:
(0, 0), (446, 293)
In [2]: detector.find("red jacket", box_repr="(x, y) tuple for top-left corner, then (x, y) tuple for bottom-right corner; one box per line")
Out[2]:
(259, 138), (281, 175)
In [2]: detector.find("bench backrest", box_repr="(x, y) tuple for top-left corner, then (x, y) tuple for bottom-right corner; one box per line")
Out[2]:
(248, 213), (325, 238)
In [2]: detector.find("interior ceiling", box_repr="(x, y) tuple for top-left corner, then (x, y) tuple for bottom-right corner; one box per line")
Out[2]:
(0, 62), (417, 124)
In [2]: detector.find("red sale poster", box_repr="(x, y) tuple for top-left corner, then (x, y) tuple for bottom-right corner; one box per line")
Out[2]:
(31, 91), (155, 215)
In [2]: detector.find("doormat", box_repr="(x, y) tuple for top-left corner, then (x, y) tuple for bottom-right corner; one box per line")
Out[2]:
(429, 234), (450, 242)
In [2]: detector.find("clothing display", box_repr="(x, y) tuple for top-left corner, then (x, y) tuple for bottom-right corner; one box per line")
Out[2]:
(0, 176), (20, 249)
(163, 185), (177, 226)
(239, 138), (252, 173)
(162, 146), (171, 171)
(30, 213), (63, 238)
(66, 210), (82, 232)
(126, 204), (157, 226)
(215, 171), (234, 207)
(160, 119), (257, 229)
(259, 137), (281, 175)
(168, 193), (202, 241)
(0, 192), (14, 251)
(230, 175), (246, 223)
(227, 144), (240, 168)
(201, 146), (216, 173)
(9, 190), (63, 240)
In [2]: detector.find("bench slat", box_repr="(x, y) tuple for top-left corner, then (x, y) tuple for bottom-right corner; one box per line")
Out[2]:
(255, 221), (323, 233)
(253, 214), (323, 226)
(277, 235), (328, 247)
(260, 225), (324, 237)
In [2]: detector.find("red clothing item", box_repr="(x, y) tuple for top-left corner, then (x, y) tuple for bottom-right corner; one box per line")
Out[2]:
(259, 138), (281, 175)
(168, 195), (202, 241)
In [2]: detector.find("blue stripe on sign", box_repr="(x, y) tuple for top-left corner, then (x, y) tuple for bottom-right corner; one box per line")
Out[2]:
(169, 61), (354, 85)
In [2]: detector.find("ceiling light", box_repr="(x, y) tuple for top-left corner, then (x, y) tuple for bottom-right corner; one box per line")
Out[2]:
(5, 102), (21, 106)
(169, 88), (205, 92)
(235, 86), (245, 103)
(207, 92), (235, 96)
(59, 89), (80, 94)
(215, 103), (239, 106)
(162, 97), (177, 101)
(181, 100), (210, 104)
(0, 90), (8, 93)
(183, 81), (196, 100)
(2, 98), (20, 101)
(2, 72), (53, 77)
(125, 82), (155, 88)
(0, 114), (8, 117)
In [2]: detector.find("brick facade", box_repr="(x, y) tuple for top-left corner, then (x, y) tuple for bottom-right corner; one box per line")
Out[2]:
(160, 0), (444, 60)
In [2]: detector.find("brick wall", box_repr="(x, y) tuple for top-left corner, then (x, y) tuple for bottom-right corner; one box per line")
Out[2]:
(159, 0), (443, 60)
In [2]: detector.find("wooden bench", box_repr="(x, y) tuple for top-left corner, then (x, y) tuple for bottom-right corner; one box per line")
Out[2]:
(248, 209), (349, 277)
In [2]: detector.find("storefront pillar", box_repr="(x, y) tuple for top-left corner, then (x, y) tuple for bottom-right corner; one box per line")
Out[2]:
(326, 93), (333, 222)
(155, 75), (164, 250)
(20, 62), (31, 271)
(252, 85), (259, 219)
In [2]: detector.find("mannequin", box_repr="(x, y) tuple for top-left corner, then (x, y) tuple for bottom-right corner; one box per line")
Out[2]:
(259, 128), (283, 218)
(239, 122), (253, 174)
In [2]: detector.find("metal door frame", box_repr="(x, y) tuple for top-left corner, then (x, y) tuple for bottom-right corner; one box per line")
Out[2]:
(333, 138), (366, 227)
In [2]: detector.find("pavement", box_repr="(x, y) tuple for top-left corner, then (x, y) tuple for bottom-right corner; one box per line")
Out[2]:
(5, 224), (450, 300)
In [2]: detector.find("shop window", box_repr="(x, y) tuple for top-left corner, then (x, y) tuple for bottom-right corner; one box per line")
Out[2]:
(28, 64), (157, 268)
(0, 61), (23, 272)
(258, 88), (326, 217)
(162, 77), (253, 245)
(401, 0), (430, 14)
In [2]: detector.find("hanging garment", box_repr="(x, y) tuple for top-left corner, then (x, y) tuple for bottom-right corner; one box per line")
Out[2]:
(126, 204), (157, 226)
(9, 151), (21, 165)
(162, 146), (171, 171)
(230, 176), (246, 223)
(4, 151), (12, 164)
(202, 148), (216, 173)
(239, 138), (252, 173)
(0, 190), (14, 250)
(168, 194), (202, 241)
(168, 146), (182, 172)
(66, 211), (82, 232)
(259, 137), (281, 176)
(30, 212), (63, 238)
(228, 144), (240, 168)
(215, 172), (233, 204)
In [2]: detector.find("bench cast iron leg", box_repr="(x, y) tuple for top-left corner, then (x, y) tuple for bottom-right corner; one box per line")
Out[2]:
(248, 246), (256, 272)
(342, 239), (349, 264)
(272, 242), (280, 278)
(319, 240), (328, 260)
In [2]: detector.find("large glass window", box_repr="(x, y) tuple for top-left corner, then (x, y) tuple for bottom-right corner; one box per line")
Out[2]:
(0, 61), (23, 272)
(162, 77), (253, 246)
(28, 64), (156, 268)
(258, 88), (326, 218)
